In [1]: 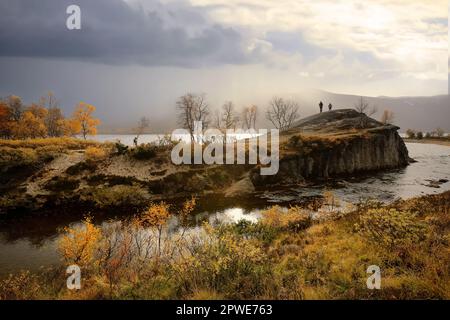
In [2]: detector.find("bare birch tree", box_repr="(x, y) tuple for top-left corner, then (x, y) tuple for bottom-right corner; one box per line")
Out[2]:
(134, 117), (150, 146)
(40, 92), (65, 137)
(354, 97), (377, 128)
(242, 105), (257, 130)
(221, 101), (239, 130)
(266, 97), (300, 131)
(176, 93), (210, 141)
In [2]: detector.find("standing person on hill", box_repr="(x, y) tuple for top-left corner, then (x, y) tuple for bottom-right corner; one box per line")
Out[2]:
(319, 101), (324, 113)
(328, 103), (333, 111)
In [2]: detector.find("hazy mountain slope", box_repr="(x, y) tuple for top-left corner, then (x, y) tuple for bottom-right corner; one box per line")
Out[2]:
(282, 90), (450, 132)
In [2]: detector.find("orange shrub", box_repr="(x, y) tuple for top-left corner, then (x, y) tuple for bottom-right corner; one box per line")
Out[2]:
(85, 146), (107, 161)
(58, 217), (102, 267)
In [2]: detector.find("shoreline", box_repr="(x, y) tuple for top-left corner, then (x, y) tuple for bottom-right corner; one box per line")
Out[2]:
(403, 138), (450, 147)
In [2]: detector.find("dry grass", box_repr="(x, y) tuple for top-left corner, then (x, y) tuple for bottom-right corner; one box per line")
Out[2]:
(85, 146), (108, 162)
(0, 137), (110, 171)
(0, 137), (104, 150)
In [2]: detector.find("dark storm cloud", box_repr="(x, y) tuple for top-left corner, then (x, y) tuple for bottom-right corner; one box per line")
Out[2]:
(0, 0), (249, 67)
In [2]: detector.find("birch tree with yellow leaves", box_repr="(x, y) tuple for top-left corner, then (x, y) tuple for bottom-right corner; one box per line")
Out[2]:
(71, 102), (101, 139)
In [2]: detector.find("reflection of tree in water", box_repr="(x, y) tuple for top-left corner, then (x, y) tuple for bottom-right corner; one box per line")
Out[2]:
(0, 211), (85, 246)
(0, 195), (283, 245)
(0, 208), (117, 246)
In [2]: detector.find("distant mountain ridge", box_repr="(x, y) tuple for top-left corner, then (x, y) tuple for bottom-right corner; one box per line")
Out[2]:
(282, 89), (449, 132)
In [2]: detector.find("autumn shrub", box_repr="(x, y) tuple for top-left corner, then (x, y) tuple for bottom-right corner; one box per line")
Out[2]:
(405, 129), (416, 139)
(295, 223), (370, 299)
(0, 145), (78, 170)
(65, 160), (98, 175)
(44, 176), (80, 192)
(261, 206), (312, 232)
(227, 219), (278, 245)
(0, 138), (108, 170)
(272, 254), (306, 299)
(0, 137), (101, 150)
(95, 221), (142, 297)
(296, 193), (450, 299)
(85, 146), (108, 162)
(156, 134), (177, 149)
(129, 143), (157, 160)
(117, 273), (178, 300)
(355, 208), (427, 248)
(323, 190), (340, 210)
(141, 202), (171, 256)
(0, 147), (38, 168)
(355, 198), (384, 213)
(114, 141), (128, 155)
(172, 224), (270, 299)
(58, 217), (102, 268)
(87, 185), (149, 208)
(35, 145), (65, 161)
(0, 271), (43, 300)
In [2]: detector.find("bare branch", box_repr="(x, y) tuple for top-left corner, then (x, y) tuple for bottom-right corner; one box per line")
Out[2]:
(176, 93), (210, 141)
(266, 97), (300, 131)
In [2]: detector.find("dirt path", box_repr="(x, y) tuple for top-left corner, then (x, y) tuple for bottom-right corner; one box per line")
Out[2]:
(25, 151), (85, 196)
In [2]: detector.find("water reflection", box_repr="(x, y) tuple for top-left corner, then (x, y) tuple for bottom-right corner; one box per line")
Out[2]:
(209, 208), (261, 224)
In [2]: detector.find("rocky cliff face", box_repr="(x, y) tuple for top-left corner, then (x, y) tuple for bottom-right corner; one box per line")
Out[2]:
(251, 110), (410, 186)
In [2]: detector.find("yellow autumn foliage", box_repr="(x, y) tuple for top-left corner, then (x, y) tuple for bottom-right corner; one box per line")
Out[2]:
(71, 102), (101, 139)
(355, 208), (427, 248)
(85, 146), (107, 161)
(261, 205), (311, 231)
(58, 217), (102, 267)
(141, 202), (171, 228)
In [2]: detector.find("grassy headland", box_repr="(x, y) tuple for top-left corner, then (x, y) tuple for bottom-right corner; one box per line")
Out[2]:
(0, 111), (410, 215)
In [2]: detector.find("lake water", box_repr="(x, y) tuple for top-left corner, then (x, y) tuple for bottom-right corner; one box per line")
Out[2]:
(0, 142), (449, 275)
(86, 133), (260, 145)
(86, 134), (170, 145)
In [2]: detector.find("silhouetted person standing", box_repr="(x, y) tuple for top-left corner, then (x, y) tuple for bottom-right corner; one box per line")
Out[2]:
(328, 103), (333, 111)
(319, 101), (323, 113)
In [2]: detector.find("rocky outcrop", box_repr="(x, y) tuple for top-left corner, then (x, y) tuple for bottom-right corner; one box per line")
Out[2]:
(251, 109), (410, 186)
(292, 108), (384, 132)
(224, 175), (255, 197)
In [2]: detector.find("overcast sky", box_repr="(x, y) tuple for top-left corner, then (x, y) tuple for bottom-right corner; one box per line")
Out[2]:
(0, 0), (448, 129)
